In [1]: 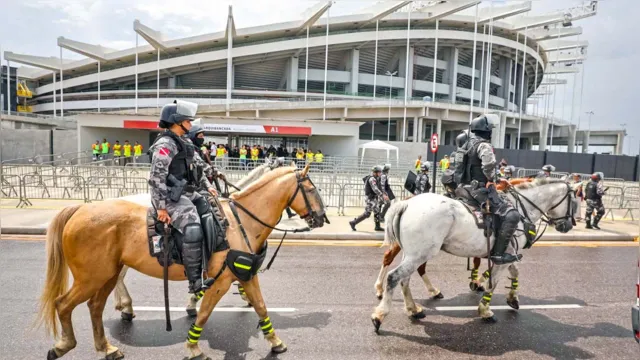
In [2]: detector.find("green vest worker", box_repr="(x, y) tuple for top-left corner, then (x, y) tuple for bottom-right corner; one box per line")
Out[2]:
(101, 139), (110, 154)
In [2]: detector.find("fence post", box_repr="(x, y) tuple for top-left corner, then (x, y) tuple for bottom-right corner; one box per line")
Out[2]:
(634, 155), (639, 182)
(543, 149), (548, 166)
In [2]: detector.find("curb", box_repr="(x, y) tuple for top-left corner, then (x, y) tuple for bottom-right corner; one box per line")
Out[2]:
(1, 227), (637, 242)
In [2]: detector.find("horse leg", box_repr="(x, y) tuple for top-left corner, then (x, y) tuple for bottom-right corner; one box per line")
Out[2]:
(400, 277), (426, 319)
(237, 282), (252, 305)
(88, 272), (123, 360)
(241, 276), (287, 354)
(371, 256), (420, 333)
(417, 262), (443, 299)
(469, 257), (487, 292)
(506, 263), (520, 310)
(48, 283), (99, 359)
(184, 274), (233, 360)
(477, 264), (507, 323)
(113, 266), (135, 321)
(375, 242), (401, 299)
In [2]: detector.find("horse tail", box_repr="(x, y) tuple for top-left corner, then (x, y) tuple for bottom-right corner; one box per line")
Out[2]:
(383, 201), (409, 247)
(36, 204), (82, 339)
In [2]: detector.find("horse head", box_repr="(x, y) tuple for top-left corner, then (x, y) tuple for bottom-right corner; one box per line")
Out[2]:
(288, 163), (327, 229)
(514, 179), (576, 233)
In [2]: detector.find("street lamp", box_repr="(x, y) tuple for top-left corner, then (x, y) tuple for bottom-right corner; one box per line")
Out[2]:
(585, 111), (594, 131)
(386, 70), (398, 141)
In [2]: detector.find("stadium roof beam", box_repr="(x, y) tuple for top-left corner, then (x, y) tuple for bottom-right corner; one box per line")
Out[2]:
(545, 64), (579, 74)
(296, 1), (333, 35)
(540, 39), (588, 52)
(413, 0), (481, 23)
(511, 1), (598, 30)
(3, 51), (71, 72)
(475, 1), (532, 25)
(541, 78), (568, 85)
(56, 37), (116, 62)
(547, 51), (586, 65)
(356, 1), (411, 29)
(528, 26), (582, 41)
(133, 20), (167, 50)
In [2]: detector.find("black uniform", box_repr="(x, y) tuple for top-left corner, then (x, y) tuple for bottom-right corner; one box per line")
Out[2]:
(584, 179), (605, 229)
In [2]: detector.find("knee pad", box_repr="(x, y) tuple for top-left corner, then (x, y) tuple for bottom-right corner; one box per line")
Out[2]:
(192, 196), (211, 216)
(183, 223), (203, 244)
(504, 210), (520, 225)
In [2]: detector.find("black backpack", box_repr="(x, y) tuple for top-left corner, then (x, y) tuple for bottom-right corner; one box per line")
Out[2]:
(452, 142), (470, 185)
(363, 175), (374, 197)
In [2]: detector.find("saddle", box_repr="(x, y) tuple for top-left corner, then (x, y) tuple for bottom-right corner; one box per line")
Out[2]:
(146, 202), (228, 267)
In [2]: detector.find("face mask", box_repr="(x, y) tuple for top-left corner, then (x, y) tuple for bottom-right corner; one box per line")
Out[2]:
(193, 137), (204, 147)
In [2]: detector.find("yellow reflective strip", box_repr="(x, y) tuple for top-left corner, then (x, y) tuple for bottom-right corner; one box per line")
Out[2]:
(234, 262), (252, 270)
(266, 327), (274, 334)
(261, 323), (272, 330)
(188, 338), (199, 344)
(192, 325), (203, 331)
(263, 317), (270, 323)
(528, 231), (536, 235)
(189, 331), (201, 338)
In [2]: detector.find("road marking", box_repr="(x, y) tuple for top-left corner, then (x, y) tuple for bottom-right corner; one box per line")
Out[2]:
(133, 306), (296, 313)
(435, 304), (583, 311)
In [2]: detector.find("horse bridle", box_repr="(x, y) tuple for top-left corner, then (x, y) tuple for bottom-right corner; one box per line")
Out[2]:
(510, 182), (576, 227)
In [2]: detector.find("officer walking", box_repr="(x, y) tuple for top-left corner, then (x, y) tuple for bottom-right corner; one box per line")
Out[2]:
(537, 164), (555, 178)
(149, 100), (221, 295)
(378, 164), (395, 221)
(584, 172), (606, 230)
(454, 114), (522, 265)
(349, 165), (387, 232)
(414, 163), (431, 195)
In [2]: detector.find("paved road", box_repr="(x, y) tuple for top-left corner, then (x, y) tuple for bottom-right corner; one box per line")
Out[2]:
(0, 239), (638, 360)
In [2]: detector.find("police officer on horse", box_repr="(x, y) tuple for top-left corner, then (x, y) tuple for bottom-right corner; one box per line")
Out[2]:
(454, 114), (522, 265)
(149, 100), (223, 295)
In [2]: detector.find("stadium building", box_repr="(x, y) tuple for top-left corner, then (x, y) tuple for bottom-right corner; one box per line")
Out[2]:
(3, 0), (625, 158)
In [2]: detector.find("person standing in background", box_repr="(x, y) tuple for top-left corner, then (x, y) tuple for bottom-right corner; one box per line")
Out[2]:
(123, 140), (132, 166)
(133, 141), (143, 163)
(415, 155), (422, 172)
(112, 140), (122, 165)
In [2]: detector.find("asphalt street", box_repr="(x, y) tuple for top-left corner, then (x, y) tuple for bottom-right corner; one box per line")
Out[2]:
(0, 239), (638, 360)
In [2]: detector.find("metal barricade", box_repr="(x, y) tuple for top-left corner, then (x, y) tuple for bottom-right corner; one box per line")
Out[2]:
(1, 174), (22, 201)
(622, 186), (639, 220)
(21, 174), (87, 207)
(602, 185), (624, 220)
(85, 176), (149, 201)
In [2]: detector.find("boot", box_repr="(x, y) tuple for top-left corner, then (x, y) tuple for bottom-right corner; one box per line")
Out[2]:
(490, 212), (522, 265)
(585, 215), (593, 229)
(182, 224), (214, 294)
(349, 213), (369, 231)
(592, 215), (602, 230)
(374, 220), (384, 232)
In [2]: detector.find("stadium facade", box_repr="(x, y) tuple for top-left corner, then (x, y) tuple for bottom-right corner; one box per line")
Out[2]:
(4, 0), (623, 158)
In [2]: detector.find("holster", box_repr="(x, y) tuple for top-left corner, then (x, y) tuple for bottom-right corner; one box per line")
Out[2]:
(167, 174), (187, 202)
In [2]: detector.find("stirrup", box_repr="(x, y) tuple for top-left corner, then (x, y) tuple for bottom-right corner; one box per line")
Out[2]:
(490, 253), (522, 265)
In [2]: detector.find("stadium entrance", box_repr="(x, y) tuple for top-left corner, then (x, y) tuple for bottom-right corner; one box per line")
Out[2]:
(202, 123), (311, 154)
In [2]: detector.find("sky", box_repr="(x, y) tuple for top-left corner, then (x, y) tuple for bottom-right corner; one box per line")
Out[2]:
(0, 0), (637, 154)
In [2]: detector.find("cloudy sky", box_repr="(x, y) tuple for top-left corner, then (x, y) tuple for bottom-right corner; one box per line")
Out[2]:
(1, 0), (637, 154)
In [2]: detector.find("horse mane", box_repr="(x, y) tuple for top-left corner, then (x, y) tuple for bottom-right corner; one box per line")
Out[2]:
(230, 166), (297, 200)
(234, 162), (272, 189)
(513, 177), (567, 190)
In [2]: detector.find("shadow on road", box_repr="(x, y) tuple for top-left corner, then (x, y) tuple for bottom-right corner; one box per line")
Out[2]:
(107, 311), (331, 360)
(378, 294), (627, 359)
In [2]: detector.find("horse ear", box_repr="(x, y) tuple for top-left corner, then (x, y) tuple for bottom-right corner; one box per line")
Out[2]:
(302, 163), (310, 176)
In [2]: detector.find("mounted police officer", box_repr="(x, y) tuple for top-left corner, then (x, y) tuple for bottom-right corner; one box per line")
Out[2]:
(414, 163), (431, 195)
(503, 165), (515, 180)
(379, 164), (395, 221)
(537, 164), (555, 178)
(149, 100), (221, 295)
(188, 123), (225, 196)
(350, 165), (387, 231)
(456, 114), (522, 265)
(584, 172), (605, 230)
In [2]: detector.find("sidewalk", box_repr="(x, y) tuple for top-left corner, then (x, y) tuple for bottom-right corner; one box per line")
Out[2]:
(1, 199), (637, 241)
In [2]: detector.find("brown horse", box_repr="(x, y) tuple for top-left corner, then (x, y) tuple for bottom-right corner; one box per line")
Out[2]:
(37, 164), (326, 360)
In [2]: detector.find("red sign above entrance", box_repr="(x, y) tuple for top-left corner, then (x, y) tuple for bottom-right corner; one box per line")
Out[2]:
(124, 120), (158, 130)
(123, 120), (311, 136)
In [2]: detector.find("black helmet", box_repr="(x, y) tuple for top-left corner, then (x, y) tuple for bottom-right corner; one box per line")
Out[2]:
(541, 164), (556, 172)
(420, 163), (429, 172)
(159, 100), (198, 128)
(372, 165), (383, 173)
(469, 115), (493, 134)
(591, 172), (603, 181)
(383, 164), (391, 172)
(455, 131), (468, 148)
(188, 121), (205, 146)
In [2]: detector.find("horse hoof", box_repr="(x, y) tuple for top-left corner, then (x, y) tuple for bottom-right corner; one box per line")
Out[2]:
(411, 310), (426, 320)
(507, 298), (520, 310)
(271, 343), (288, 354)
(47, 349), (59, 360)
(105, 349), (125, 360)
(190, 355), (212, 360)
(482, 316), (497, 324)
(186, 308), (198, 317)
(432, 292), (444, 300)
(476, 285), (485, 292)
(121, 312), (135, 322)
(469, 282), (479, 291)
(371, 318), (382, 334)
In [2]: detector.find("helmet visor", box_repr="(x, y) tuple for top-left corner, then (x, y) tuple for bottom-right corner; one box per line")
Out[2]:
(174, 100), (198, 119)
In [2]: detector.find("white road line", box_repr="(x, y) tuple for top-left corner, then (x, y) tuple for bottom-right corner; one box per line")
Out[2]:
(435, 304), (583, 311)
(133, 306), (296, 313)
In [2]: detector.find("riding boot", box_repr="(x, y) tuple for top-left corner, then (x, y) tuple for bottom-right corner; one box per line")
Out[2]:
(181, 223), (214, 294)
(585, 214), (593, 229)
(349, 213), (369, 231)
(490, 211), (522, 265)
(374, 219), (384, 232)
(592, 215), (602, 230)
(379, 202), (391, 221)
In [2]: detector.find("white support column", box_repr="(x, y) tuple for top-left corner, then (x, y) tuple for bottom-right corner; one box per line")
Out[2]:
(5, 59), (10, 115)
(447, 47), (459, 103)
(478, 25), (486, 109)
(373, 20), (379, 99)
(582, 130), (590, 153)
(156, 49), (160, 108)
(549, 26), (561, 149)
(436, 118), (442, 144)
(568, 126), (576, 153)
(323, 6), (330, 121)
(52, 72), (56, 117)
(412, 116), (419, 143)
(484, 7), (494, 111)
(346, 48), (359, 94)
(402, 7), (412, 142)
(533, 43), (539, 116)
(431, 19), (439, 102)
(304, 26), (309, 101)
(469, 3), (479, 122)
(417, 117), (423, 143)
(539, 117), (549, 151)
(226, 9), (234, 111)
(499, 113), (507, 148)
(288, 56), (299, 92)
(97, 61), (101, 113)
(517, 26), (527, 149)
(135, 33), (138, 114)
(59, 47), (64, 118)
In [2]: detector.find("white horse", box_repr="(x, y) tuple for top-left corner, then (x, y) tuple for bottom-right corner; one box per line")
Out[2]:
(371, 178), (576, 330)
(113, 158), (296, 321)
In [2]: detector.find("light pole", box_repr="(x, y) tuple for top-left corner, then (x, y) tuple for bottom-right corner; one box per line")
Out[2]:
(386, 70), (397, 141)
(620, 123), (628, 154)
(585, 111), (594, 131)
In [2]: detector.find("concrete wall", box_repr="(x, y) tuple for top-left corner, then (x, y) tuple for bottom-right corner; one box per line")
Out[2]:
(309, 135), (359, 157)
(1, 129), (50, 161)
(80, 127), (152, 154)
(52, 130), (78, 155)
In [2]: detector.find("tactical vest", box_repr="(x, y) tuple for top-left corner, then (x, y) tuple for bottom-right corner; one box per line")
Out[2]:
(585, 181), (601, 201)
(363, 175), (380, 199)
(464, 138), (491, 184)
(151, 131), (197, 185)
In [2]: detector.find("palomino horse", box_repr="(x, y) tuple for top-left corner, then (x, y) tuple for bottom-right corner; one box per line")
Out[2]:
(37, 164), (326, 360)
(373, 178), (535, 300)
(113, 159), (297, 321)
(371, 178), (575, 331)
